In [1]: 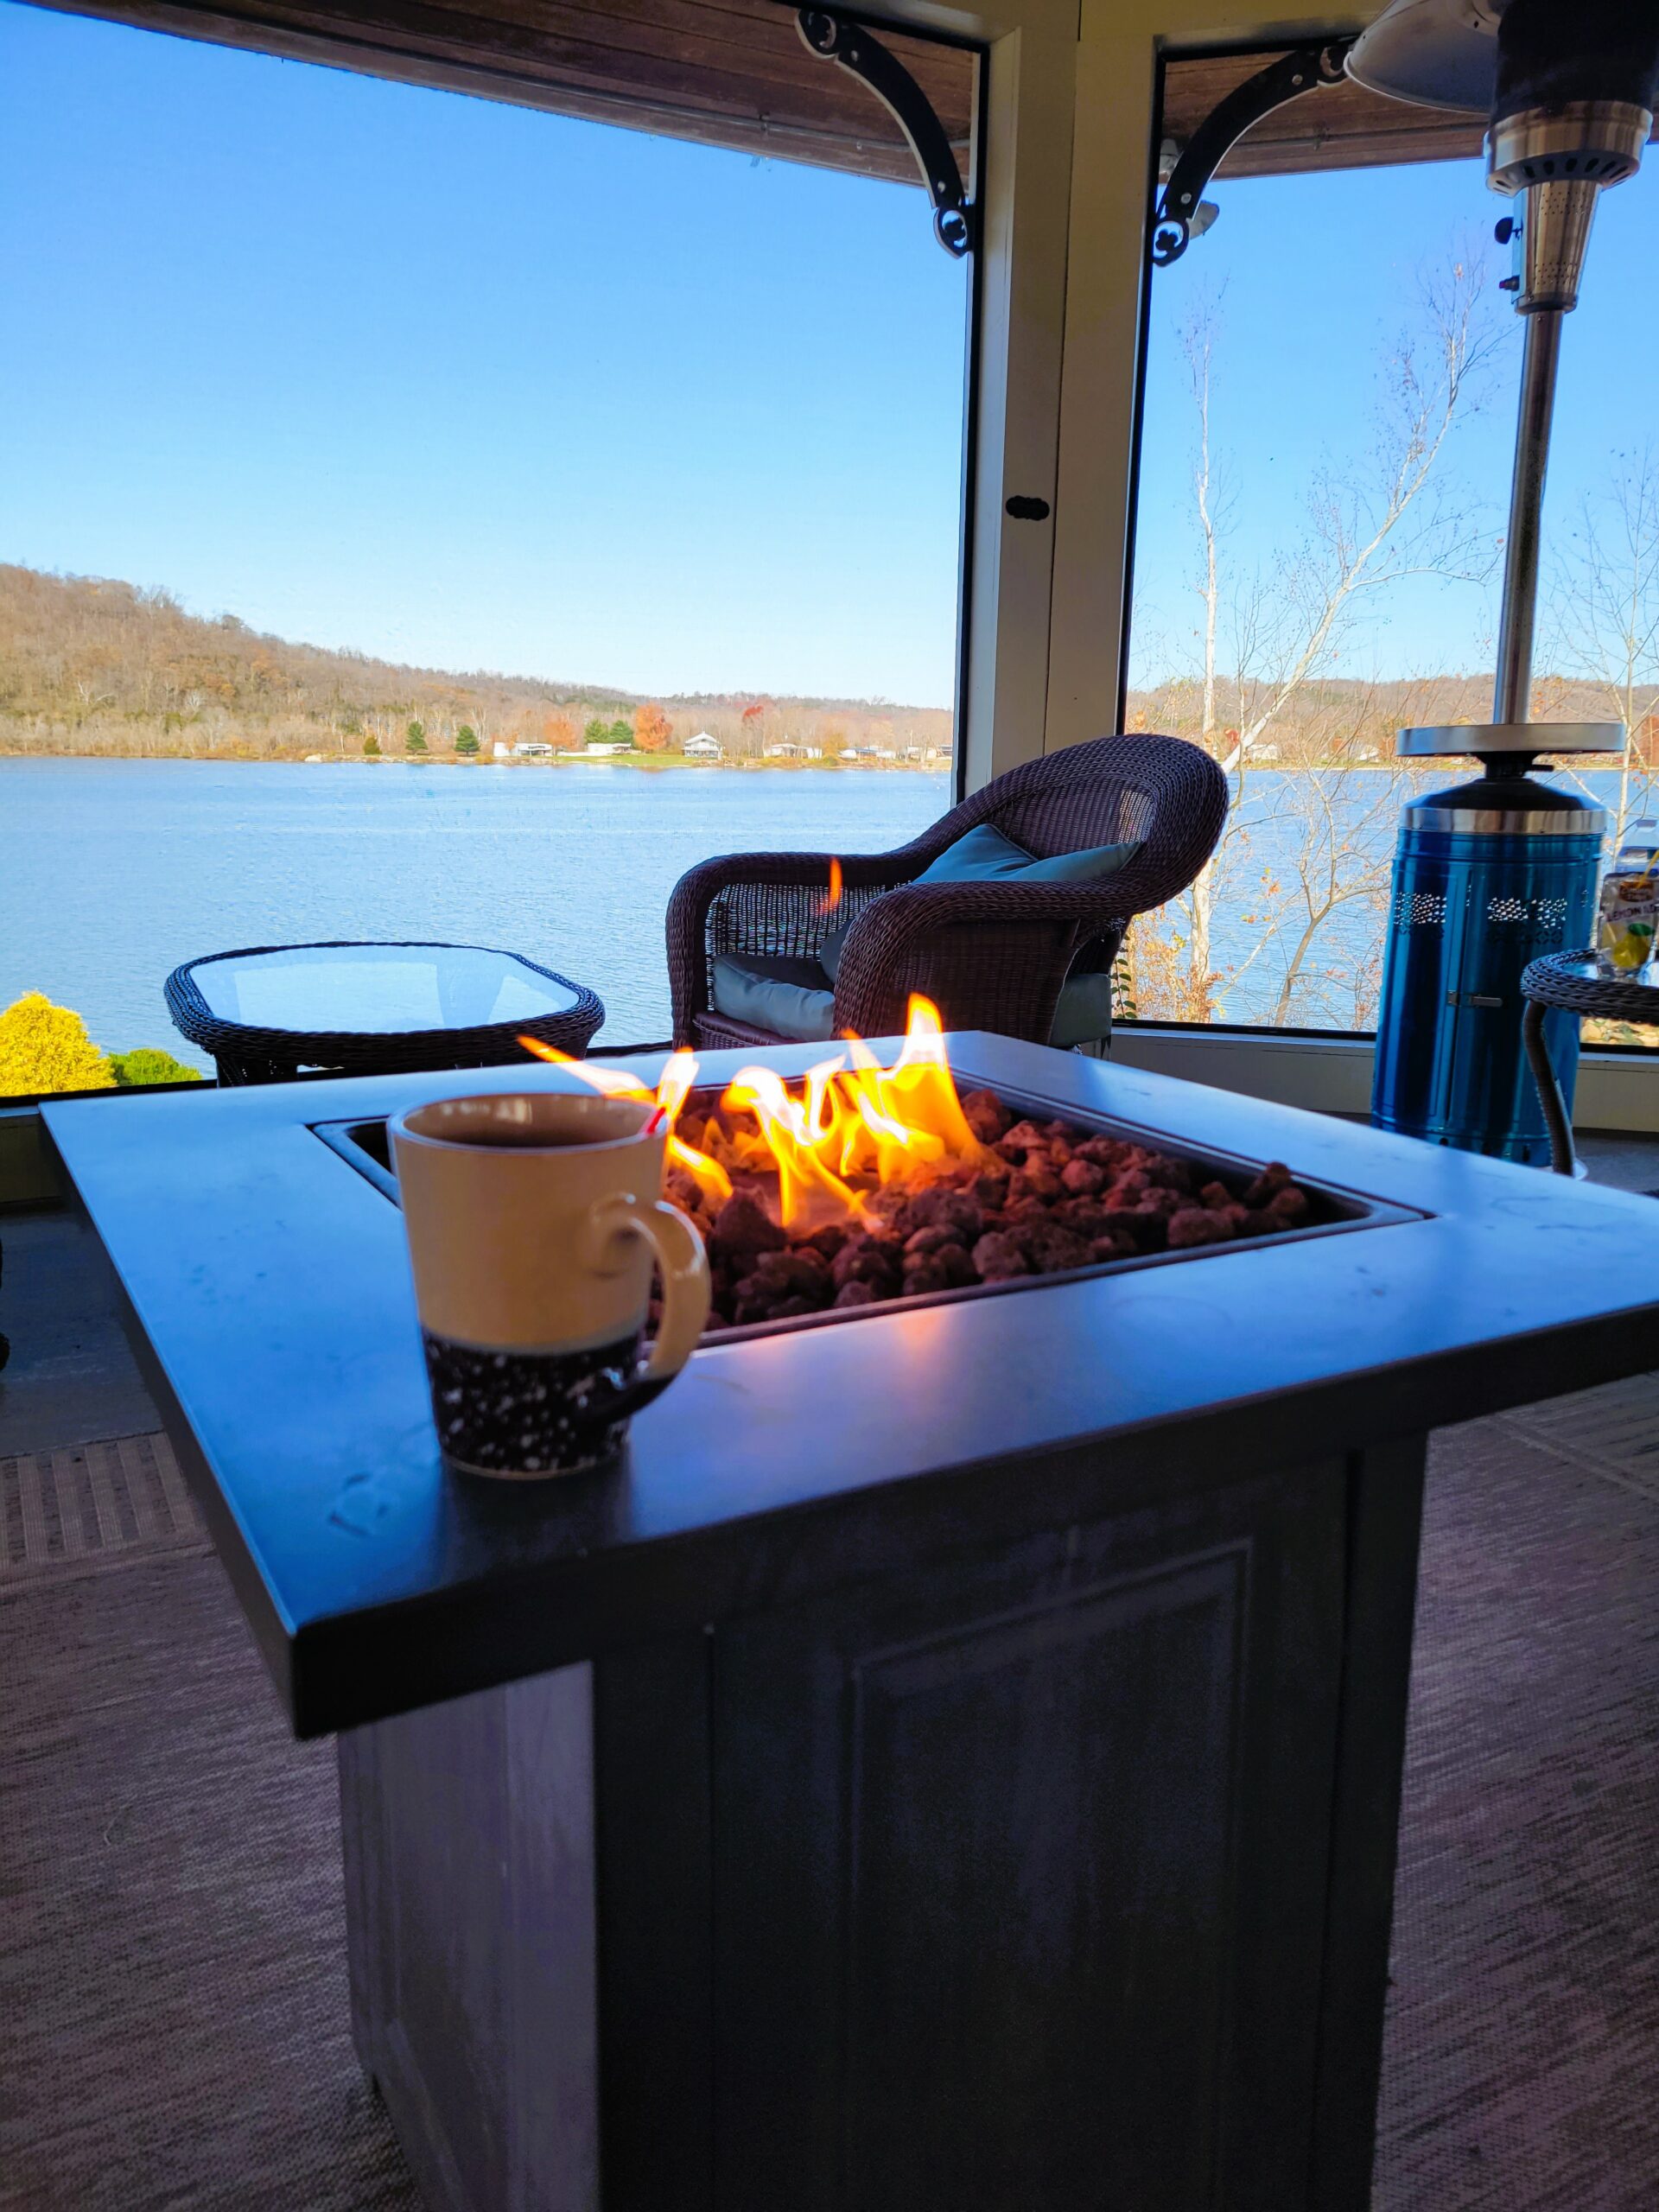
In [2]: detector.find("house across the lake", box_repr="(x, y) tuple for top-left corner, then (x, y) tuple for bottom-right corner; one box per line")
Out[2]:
(684, 732), (721, 759)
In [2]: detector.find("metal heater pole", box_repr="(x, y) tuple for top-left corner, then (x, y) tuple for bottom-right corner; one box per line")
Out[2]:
(1491, 306), (1564, 727)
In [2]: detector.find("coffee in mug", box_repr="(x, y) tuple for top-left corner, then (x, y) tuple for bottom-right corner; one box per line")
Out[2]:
(389, 1090), (710, 1478)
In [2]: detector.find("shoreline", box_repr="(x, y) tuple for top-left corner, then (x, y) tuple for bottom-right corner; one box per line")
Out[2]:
(0, 749), (955, 772)
(0, 750), (1481, 776)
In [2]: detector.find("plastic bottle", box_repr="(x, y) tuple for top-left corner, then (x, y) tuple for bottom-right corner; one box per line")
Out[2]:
(1598, 818), (1659, 971)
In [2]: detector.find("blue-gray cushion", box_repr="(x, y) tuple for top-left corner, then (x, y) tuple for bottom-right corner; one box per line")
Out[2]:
(1050, 969), (1116, 1049)
(915, 821), (1141, 886)
(711, 952), (1113, 1049)
(710, 954), (836, 1043)
(819, 825), (1139, 985)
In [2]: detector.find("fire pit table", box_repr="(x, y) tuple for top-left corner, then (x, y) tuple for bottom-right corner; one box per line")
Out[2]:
(42, 1036), (1659, 2212)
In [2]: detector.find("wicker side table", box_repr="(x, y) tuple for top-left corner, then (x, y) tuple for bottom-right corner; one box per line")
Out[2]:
(1522, 949), (1659, 1175)
(166, 940), (605, 1084)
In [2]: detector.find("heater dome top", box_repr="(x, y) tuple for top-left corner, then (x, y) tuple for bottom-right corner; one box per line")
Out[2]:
(1346, 0), (1507, 115)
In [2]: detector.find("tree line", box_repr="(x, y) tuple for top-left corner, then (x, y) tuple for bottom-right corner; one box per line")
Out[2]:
(0, 565), (950, 764)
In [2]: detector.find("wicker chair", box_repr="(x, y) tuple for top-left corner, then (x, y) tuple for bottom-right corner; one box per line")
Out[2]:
(666, 735), (1228, 1050)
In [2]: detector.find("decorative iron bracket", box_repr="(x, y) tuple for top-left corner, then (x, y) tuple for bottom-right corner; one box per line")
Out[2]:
(1153, 38), (1356, 266)
(797, 8), (975, 256)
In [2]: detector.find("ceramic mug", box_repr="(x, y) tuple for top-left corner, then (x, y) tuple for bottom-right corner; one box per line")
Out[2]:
(389, 1090), (710, 1478)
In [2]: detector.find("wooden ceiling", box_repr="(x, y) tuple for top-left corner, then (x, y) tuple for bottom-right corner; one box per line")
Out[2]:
(1161, 44), (1655, 181)
(38, 4), (1652, 194)
(37, 0), (976, 188)
(1160, 48), (1486, 181)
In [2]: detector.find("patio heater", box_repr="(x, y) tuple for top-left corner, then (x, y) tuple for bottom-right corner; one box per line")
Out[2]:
(1352, 0), (1659, 1162)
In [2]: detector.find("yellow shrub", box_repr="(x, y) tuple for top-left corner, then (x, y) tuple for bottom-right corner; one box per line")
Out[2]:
(0, 993), (116, 1095)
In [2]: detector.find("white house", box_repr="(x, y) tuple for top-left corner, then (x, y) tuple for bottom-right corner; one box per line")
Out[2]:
(684, 732), (722, 759)
(513, 740), (554, 759)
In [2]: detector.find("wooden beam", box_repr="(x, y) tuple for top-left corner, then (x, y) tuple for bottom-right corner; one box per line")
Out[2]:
(33, 0), (975, 188)
(1161, 47), (1655, 181)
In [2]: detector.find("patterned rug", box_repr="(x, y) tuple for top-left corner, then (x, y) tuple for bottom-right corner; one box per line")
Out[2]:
(2, 1402), (1656, 2209)
(1, 1432), (203, 1585)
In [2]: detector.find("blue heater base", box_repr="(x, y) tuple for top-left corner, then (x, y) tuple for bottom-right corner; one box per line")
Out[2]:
(1371, 799), (1600, 1165)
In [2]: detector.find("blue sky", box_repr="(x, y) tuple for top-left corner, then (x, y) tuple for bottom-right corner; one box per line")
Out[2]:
(0, 2), (969, 704)
(1132, 149), (1659, 690)
(3, 3), (1655, 706)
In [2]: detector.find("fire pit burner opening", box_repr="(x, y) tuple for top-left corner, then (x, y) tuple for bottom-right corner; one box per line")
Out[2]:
(676, 1081), (1325, 1332)
(314, 1078), (1410, 1347)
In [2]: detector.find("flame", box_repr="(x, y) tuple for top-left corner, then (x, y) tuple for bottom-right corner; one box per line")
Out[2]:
(821, 855), (843, 916)
(722, 1063), (867, 1229)
(517, 1034), (733, 1204)
(518, 995), (982, 1232)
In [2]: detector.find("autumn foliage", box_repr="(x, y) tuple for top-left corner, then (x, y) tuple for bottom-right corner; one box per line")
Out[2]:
(0, 994), (115, 1095)
(633, 702), (673, 753)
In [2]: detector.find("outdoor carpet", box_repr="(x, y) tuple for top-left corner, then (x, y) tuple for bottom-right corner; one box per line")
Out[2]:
(2, 1394), (1656, 2210)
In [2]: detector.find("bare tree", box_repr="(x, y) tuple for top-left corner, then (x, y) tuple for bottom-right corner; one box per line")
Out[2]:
(1130, 250), (1499, 1027)
(1548, 447), (1659, 848)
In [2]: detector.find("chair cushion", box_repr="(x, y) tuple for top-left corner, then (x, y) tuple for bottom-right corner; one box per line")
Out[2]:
(710, 954), (837, 1043)
(915, 821), (1142, 886)
(818, 825), (1140, 984)
(711, 953), (1113, 1050)
(1050, 969), (1116, 1049)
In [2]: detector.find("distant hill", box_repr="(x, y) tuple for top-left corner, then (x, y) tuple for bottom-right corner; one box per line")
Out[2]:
(1123, 668), (1656, 766)
(3, 562), (1647, 769)
(0, 565), (951, 761)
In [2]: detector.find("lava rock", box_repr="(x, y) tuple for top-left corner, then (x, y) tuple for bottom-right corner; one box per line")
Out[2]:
(1060, 1158), (1106, 1197)
(1073, 1135), (1123, 1169)
(1243, 1160), (1294, 1207)
(995, 1120), (1051, 1164)
(1167, 1207), (1231, 1249)
(971, 1230), (1031, 1281)
(1016, 1219), (1092, 1274)
(900, 1186), (983, 1244)
(745, 1248), (832, 1299)
(831, 1234), (902, 1292)
(1087, 1230), (1137, 1263)
(799, 1221), (850, 1262)
(709, 1190), (786, 1262)
(961, 1088), (1013, 1143)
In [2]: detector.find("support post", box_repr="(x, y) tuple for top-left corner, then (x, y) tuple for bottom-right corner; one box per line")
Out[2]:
(1492, 308), (1563, 725)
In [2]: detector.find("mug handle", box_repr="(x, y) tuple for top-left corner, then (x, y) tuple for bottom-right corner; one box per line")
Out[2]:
(575, 1192), (712, 1430)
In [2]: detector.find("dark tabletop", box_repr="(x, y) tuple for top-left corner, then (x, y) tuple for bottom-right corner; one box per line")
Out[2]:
(43, 1036), (1659, 1736)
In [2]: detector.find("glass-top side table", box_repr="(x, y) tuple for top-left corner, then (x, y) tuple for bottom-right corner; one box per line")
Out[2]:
(1522, 950), (1659, 1175)
(166, 940), (605, 1084)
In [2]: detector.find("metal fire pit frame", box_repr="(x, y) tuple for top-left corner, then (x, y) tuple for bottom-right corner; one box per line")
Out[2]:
(41, 1028), (1659, 1738)
(309, 1065), (1424, 1346)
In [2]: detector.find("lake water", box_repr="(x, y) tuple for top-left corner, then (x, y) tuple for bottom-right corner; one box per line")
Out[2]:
(4, 757), (1642, 1083)
(1, 760), (947, 1071)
